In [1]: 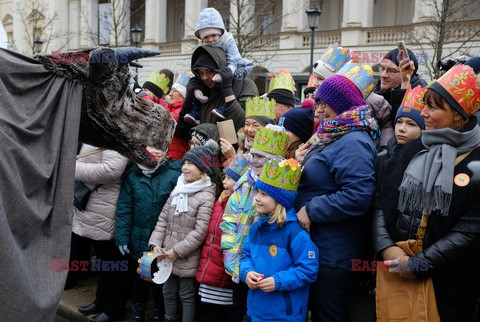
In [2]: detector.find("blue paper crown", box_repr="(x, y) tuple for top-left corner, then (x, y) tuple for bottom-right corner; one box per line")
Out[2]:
(138, 252), (158, 283)
(320, 43), (351, 71)
(173, 71), (192, 88)
(224, 154), (251, 182)
(336, 62), (376, 98)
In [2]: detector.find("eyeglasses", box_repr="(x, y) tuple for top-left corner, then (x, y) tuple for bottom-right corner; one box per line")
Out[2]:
(379, 66), (400, 75)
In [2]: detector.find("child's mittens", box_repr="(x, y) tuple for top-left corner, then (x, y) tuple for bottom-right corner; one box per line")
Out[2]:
(194, 89), (209, 103)
(212, 73), (222, 83)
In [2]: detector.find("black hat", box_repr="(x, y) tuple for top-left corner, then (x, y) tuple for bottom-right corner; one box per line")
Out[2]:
(283, 107), (314, 143)
(182, 140), (219, 175)
(383, 49), (419, 75)
(267, 89), (295, 107)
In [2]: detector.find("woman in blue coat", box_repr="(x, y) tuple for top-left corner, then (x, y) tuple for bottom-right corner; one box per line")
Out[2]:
(294, 65), (379, 321)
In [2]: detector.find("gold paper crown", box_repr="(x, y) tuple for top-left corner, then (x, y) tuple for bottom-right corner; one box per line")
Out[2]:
(431, 64), (480, 118)
(245, 96), (276, 119)
(401, 85), (428, 112)
(268, 69), (296, 93)
(251, 126), (289, 158)
(306, 74), (316, 88)
(258, 158), (302, 191)
(336, 62), (376, 98)
(147, 71), (171, 95)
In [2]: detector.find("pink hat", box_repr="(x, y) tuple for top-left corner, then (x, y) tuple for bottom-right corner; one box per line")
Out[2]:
(198, 28), (222, 40)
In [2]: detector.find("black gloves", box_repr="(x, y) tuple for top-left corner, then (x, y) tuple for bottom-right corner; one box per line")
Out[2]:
(215, 67), (234, 97)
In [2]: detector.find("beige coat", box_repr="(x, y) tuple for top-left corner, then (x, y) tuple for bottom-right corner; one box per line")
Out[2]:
(149, 184), (216, 277)
(72, 144), (129, 240)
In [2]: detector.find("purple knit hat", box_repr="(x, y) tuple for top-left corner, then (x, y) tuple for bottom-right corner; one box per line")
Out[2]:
(315, 75), (364, 115)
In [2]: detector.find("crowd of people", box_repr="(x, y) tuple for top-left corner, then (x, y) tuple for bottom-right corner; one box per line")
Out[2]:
(68, 6), (480, 322)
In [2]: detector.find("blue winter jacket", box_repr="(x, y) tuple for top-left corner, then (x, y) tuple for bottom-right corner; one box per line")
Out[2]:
(294, 131), (376, 271)
(240, 209), (319, 322)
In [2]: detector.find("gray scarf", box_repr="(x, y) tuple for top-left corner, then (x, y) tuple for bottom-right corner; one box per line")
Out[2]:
(137, 163), (161, 178)
(398, 123), (480, 216)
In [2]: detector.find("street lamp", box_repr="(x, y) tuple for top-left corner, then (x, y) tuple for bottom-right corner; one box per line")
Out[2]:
(33, 36), (44, 54)
(130, 25), (143, 78)
(306, 5), (321, 73)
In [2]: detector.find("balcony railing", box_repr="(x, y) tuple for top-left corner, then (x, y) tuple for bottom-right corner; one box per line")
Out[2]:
(302, 31), (342, 48)
(247, 34), (280, 50)
(366, 26), (413, 45)
(157, 41), (181, 55)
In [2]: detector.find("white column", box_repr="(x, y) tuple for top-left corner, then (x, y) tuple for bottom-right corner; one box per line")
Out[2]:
(341, 0), (374, 46)
(183, 0), (208, 39)
(80, 0), (98, 48)
(68, 0), (80, 50)
(281, 0), (305, 32)
(413, 0), (437, 23)
(144, 0), (167, 43)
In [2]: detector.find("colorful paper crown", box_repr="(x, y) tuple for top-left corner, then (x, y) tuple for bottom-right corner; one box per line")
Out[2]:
(246, 96), (276, 119)
(173, 71), (192, 88)
(254, 158), (302, 209)
(224, 154), (251, 182)
(138, 252), (158, 283)
(336, 62), (376, 98)
(319, 43), (351, 72)
(401, 85), (428, 111)
(259, 158), (302, 191)
(251, 125), (289, 158)
(268, 69), (296, 93)
(430, 64), (480, 119)
(306, 74), (316, 88)
(146, 71), (171, 95)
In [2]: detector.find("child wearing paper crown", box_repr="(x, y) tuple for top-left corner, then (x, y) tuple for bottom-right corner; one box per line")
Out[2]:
(221, 122), (289, 321)
(184, 7), (254, 124)
(240, 158), (319, 322)
(164, 71), (192, 160)
(142, 69), (173, 106)
(148, 140), (218, 322)
(196, 155), (250, 322)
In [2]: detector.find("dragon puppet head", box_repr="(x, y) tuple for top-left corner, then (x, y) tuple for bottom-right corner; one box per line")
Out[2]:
(35, 47), (176, 168)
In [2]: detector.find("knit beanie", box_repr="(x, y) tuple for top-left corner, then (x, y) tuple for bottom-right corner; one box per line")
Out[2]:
(395, 106), (425, 129)
(301, 98), (315, 109)
(198, 28), (223, 40)
(224, 155), (251, 182)
(303, 86), (316, 97)
(466, 56), (480, 74)
(142, 81), (164, 98)
(383, 48), (419, 75)
(283, 107), (314, 143)
(182, 140), (219, 175)
(267, 89), (295, 107)
(190, 123), (220, 143)
(171, 82), (186, 98)
(315, 75), (364, 115)
(194, 8), (226, 39)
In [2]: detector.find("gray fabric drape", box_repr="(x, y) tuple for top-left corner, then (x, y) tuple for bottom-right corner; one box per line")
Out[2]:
(0, 48), (82, 321)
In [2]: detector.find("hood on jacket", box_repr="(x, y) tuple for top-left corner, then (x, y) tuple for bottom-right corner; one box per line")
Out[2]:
(194, 8), (226, 39)
(191, 46), (227, 77)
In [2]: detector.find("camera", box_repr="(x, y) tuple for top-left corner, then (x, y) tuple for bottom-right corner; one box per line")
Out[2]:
(437, 56), (467, 72)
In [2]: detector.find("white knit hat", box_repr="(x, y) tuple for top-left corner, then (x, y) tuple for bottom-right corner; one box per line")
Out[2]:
(171, 83), (186, 98)
(197, 27), (222, 40)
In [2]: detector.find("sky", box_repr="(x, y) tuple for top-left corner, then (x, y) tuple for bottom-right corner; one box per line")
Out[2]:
(0, 21), (7, 49)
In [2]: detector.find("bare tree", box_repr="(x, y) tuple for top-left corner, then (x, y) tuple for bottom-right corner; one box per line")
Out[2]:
(14, 0), (69, 54)
(406, 0), (480, 79)
(80, 0), (145, 47)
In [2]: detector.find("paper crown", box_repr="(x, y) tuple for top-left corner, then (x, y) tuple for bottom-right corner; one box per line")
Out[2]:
(268, 69), (296, 93)
(336, 62), (376, 98)
(401, 85), (428, 111)
(173, 71), (192, 87)
(147, 71), (171, 95)
(258, 158), (302, 191)
(246, 96), (276, 119)
(137, 252), (158, 283)
(319, 43), (351, 72)
(251, 124), (289, 158)
(430, 64), (480, 119)
(224, 154), (251, 182)
(307, 74), (316, 88)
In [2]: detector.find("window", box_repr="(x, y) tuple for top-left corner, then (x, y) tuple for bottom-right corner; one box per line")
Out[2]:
(258, 14), (272, 35)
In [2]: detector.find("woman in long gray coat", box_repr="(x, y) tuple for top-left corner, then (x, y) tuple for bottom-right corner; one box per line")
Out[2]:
(70, 144), (129, 322)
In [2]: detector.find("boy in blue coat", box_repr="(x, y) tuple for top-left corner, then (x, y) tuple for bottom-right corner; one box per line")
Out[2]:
(240, 158), (319, 322)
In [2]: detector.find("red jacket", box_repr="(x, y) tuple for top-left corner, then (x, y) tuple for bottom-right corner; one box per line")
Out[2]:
(165, 101), (189, 160)
(142, 95), (165, 106)
(196, 196), (232, 288)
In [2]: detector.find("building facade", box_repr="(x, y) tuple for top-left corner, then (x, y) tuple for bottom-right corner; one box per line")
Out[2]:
(1, 0), (479, 93)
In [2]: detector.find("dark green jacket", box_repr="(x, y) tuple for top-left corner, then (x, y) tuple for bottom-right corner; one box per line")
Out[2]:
(115, 161), (182, 259)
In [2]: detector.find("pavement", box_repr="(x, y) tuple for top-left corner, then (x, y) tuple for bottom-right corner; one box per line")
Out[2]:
(56, 276), (375, 322)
